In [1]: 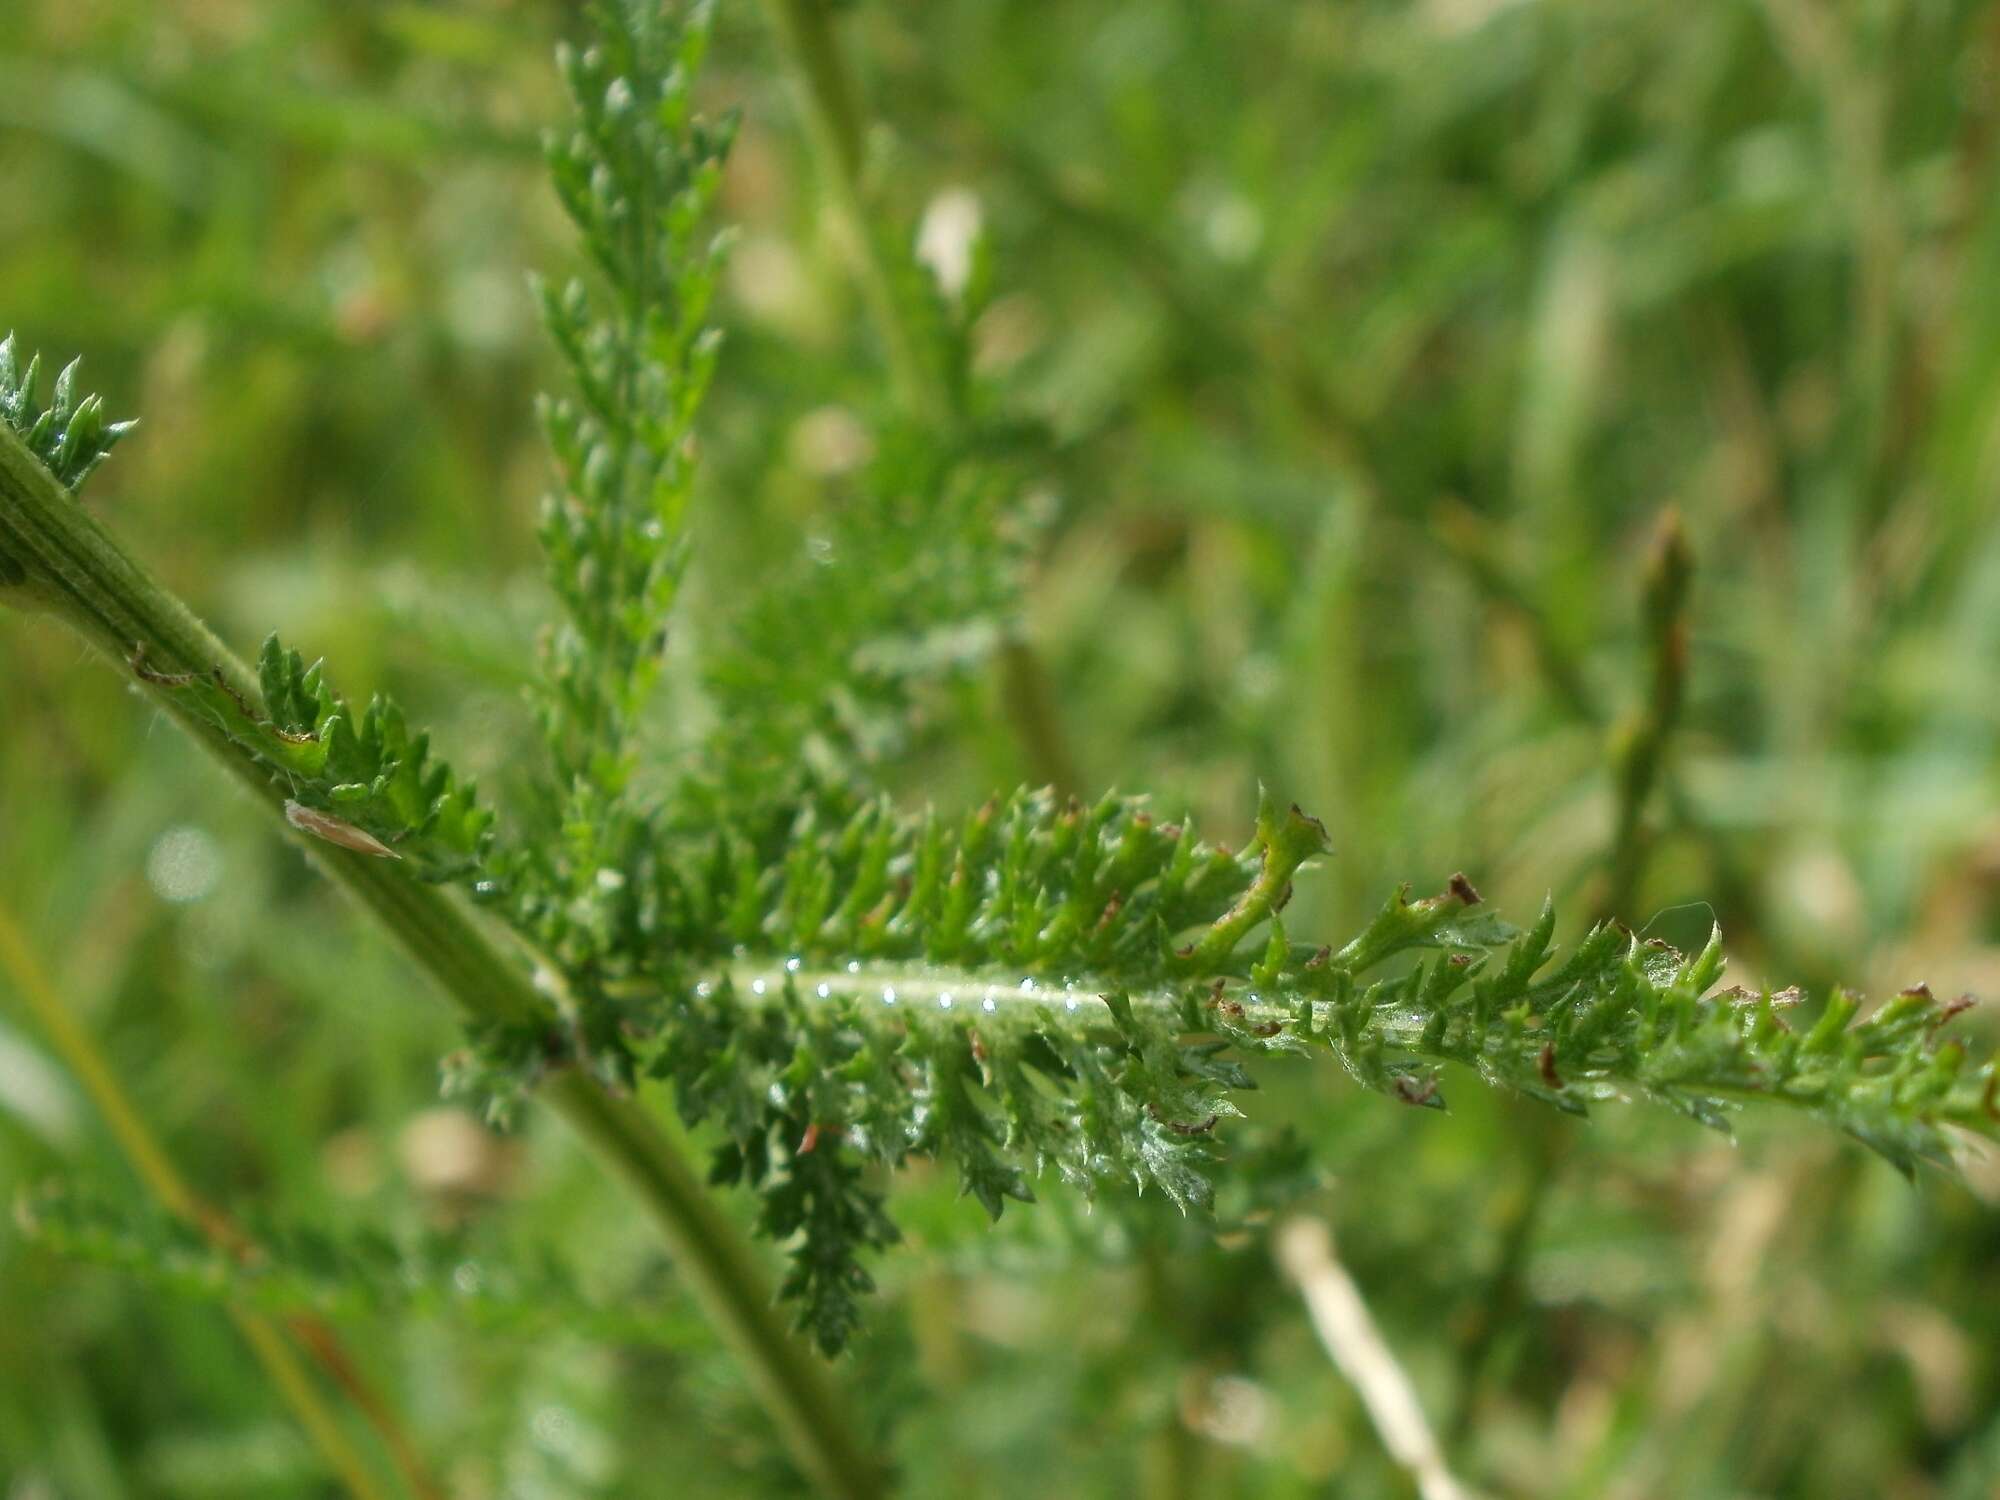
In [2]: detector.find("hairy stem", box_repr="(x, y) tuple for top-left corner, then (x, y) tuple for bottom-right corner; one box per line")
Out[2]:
(0, 424), (882, 1500)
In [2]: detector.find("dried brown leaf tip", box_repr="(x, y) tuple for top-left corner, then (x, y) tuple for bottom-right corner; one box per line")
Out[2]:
(284, 800), (401, 860)
(1392, 1075), (1440, 1107)
(1448, 872), (1482, 906)
(797, 1122), (842, 1155)
(1095, 891), (1124, 932)
(1934, 994), (1978, 1029)
(1147, 1103), (1218, 1136)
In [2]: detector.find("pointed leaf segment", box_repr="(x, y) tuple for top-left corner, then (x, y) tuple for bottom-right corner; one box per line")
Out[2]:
(130, 635), (493, 882)
(0, 334), (136, 493)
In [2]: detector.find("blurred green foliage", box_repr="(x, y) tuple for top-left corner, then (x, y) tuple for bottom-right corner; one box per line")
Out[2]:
(3, 0), (1999, 1496)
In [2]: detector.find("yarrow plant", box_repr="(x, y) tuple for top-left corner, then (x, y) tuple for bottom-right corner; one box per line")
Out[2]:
(3, 1), (1997, 1494)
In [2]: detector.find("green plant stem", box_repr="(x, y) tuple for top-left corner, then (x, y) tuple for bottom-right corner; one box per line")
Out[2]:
(0, 424), (883, 1500)
(542, 1072), (881, 1494)
(1135, 1241), (1199, 1500)
(997, 637), (1081, 795)
(1429, 510), (1690, 1444)
(898, 76), (1376, 480)
(1445, 1110), (1567, 1448)
(1433, 511), (1690, 1446)
(760, 0), (1082, 797)
(1602, 508), (1693, 922)
(761, 0), (942, 429)
(229, 1311), (398, 1500)
(0, 900), (400, 1500)
(1431, 501), (1600, 726)
(1432, 499), (1762, 935)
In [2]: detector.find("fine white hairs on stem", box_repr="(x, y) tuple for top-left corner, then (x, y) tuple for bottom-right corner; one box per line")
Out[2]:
(1275, 1217), (1485, 1500)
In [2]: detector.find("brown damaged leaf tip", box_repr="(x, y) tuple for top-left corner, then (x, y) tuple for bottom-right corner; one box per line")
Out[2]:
(1146, 1103), (1218, 1136)
(1538, 1042), (1563, 1089)
(1095, 891), (1123, 932)
(798, 1122), (841, 1155)
(1448, 872), (1482, 906)
(1392, 1075), (1440, 1107)
(1934, 994), (1977, 1030)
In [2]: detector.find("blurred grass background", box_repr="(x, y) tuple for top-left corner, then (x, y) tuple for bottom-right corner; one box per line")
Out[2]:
(4, 0), (2000, 1495)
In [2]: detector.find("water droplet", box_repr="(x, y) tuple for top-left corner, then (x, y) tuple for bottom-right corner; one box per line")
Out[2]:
(752, 978), (767, 996)
(695, 981), (712, 999)
(882, 986), (897, 1005)
(846, 960), (861, 974)
(939, 992), (954, 1009)
(982, 997), (996, 1013)
(815, 982), (831, 998)
(147, 827), (223, 904)
(531, 1404), (576, 1450)
(791, 409), (872, 476)
(1019, 978), (1036, 993)
(917, 186), (984, 299)
(785, 956), (801, 973)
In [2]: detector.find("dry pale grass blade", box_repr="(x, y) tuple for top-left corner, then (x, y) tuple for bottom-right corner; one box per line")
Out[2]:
(1277, 1217), (1487, 1500)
